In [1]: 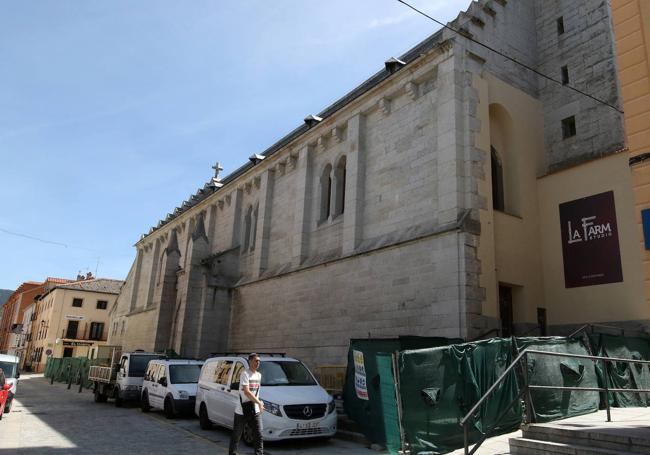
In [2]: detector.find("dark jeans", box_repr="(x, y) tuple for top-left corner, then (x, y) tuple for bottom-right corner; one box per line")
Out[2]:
(229, 412), (263, 455)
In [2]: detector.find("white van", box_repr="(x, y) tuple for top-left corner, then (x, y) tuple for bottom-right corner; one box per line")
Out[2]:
(195, 354), (337, 443)
(140, 359), (203, 418)
(0, 354), (20, 413)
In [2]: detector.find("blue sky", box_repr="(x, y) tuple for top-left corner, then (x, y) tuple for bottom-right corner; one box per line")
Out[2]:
(0, 0), (467, 290)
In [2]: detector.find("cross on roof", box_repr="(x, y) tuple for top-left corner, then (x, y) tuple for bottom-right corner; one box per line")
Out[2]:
(212, 161), (223, 180)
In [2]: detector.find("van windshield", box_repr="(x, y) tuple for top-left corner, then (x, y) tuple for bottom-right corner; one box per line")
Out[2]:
(129, 355), (162, 377)
(0, 361), (17, 378)
(169, 364), (202, 384)
(259, 361), (317, 386)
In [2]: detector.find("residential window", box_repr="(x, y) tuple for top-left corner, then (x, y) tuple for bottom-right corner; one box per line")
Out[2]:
(89, 322), (104, 341)
(562, 116), (576, 139)
(72, 298), (83, 307)
(561, 65), (569, 85)
(65, 320), (79, 339)
(96, 300), (108, 310)
(557, 16), (565, 35)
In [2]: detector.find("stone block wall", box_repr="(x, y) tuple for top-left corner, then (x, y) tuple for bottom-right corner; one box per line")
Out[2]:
(229, 232), (468, 367)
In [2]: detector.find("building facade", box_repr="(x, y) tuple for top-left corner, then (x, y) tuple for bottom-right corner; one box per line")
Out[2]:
(612, 0), (650, 326)
(110, 0), (645, 368)
(0, 282), (43, 355)
(29, 279), (123, 372)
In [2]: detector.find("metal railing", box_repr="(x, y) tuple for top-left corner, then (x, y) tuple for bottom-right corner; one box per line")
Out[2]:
(568, 323), (650, 339)
(460, 348), (650, 455)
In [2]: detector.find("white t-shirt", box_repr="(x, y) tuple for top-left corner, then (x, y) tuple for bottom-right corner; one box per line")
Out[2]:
(234, 368), (262, 415)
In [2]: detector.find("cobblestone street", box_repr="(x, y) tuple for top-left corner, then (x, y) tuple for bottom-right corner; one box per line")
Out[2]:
(0, 375), (377, 455)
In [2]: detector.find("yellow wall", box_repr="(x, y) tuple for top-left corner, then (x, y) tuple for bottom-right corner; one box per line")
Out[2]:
(537, 152), (645, 324)
(476, 73), (546, 324)
(613, 0), (650, 311)
(31, 288), (115, 371)
(477, 70), (646, 330)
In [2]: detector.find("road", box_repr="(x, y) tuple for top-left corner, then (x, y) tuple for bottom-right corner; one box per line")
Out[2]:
(0, 374), (378, 455)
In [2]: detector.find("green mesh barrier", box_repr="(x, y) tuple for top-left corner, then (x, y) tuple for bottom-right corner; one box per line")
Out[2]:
(589, 334), (650, 407)
(44, 357), (109, 389)
(343, 337), (460, 447)
(376, 353), (401, 454)
(397, 338), (521, 455)
(515, 337), (599, 423)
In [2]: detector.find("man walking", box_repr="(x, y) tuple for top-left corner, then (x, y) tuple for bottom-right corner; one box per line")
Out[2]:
(229, 353), (265, 455)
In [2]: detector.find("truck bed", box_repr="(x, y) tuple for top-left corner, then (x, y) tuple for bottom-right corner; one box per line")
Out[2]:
(88, 365), (115, 383)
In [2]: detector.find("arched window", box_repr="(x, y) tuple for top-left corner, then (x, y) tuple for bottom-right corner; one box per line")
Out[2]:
(333, 156), (346, 216)
(320, 164), (333, 221)
(491, 146), (505, 211)
(242, 205), (252, 251)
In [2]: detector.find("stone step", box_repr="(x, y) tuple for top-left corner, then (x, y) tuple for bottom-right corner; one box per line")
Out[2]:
(509, 437), (644, 455)
(522, 424), (650, 454)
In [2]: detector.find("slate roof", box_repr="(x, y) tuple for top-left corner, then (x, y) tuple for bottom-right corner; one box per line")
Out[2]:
(55, 279), (124, 295)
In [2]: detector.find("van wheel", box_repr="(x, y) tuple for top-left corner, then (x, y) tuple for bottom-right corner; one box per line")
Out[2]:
(114, 389), (123, 407)
(140, 391), (151, 412)
(242, 421), (254, 446)
(199, 404), (212, 430)
(164, 396), (175, 419)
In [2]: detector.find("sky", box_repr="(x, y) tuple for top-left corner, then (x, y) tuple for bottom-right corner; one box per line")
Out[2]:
(0, 0), (468, 290)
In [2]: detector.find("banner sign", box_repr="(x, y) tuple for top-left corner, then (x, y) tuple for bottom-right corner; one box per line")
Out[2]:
(559, 190), (623, 288)
(353, 350), (368, 400)
(63, 341), (93, 347)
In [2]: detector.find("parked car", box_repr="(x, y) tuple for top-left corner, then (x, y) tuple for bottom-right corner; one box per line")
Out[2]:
(88, 347), (164, 406)
(196, 354), (336, 444)
(140, 359), (204, 418)
(0, 369), (11, 420)
(0, 354), (20, 413)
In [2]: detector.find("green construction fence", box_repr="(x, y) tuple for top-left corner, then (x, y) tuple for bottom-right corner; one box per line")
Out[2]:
(397, 337), (522, 454)
(589, 333), (650, 407)
(515, 336), (600, 423)
(343, 336), (461, 449)
(44, 357), (110, 389)
(343, 333), (649, 454)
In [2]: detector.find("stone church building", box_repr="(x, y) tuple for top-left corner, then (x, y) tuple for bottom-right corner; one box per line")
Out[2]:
(109, 0), (647, 367)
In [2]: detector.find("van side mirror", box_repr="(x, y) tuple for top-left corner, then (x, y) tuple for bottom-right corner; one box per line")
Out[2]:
(15, 371), (20, 379)
(159, 377), (167, 387)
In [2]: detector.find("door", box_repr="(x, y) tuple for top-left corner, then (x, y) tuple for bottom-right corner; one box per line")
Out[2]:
(499, 285), (513, 338)
(225, 361), (246, 428)
(149, 364), (165, 409)
(537, 308), (547, 336)
(210, 360), (233, 425)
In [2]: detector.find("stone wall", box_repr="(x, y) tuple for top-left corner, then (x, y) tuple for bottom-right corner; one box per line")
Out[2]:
(230, 232), (468, 367)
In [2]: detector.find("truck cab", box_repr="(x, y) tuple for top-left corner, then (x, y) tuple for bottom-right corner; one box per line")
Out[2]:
(114, 352), (164, 405)
(89, 348), (163, 406)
